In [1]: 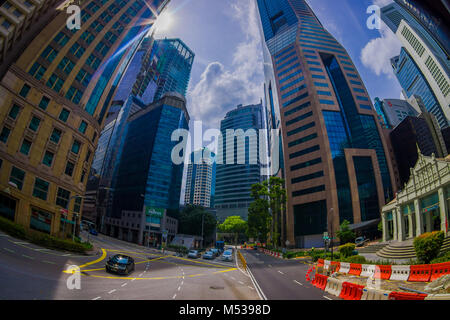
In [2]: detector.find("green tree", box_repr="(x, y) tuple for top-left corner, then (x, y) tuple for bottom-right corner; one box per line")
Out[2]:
(336, 220), (355, 244)
(247, 183), (271, 243)
(218, 216), (248, 245)
(264, 177), (287, 249)
(178, 205), (216, 239)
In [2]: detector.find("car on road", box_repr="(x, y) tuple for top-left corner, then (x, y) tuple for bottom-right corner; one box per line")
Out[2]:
(222, 250), (233, 262)
(89, 229), (98, 236)
(210, 248), (219, 257)
(202, 251), (215, 260)
(188, 250), (201, 259)
(105, 255), (135, 275)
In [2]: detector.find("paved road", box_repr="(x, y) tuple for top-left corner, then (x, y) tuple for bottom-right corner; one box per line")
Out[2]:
(0, 231), (258, 300)
(241, 249), (339, 300)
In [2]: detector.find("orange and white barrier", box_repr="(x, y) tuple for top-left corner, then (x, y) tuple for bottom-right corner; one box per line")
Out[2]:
(390, 265), (411, 281)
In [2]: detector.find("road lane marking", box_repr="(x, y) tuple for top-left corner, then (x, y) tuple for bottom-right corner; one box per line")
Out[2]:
(131, 278), (136, 281)
(181, 281), (184, 285)
(121, 283), (128, 287)
(248, 286), (255, 290)
(22, 254), (34, 260)
(294, 280), (303, 286)
(14, 241), (29, 245)
(231, 277), (236, 280)
(278, 270), (284, 275)
(108, 289), (116, 294)
(4, 248), (14, 253)
(246, 266), (267, 300)
(178, 286), (181, 291)
(172, 294), (177, 299)
(92, 297), (101, 300)
(324, 296), (333, 300)
(238, 281), (244, 285)
(43, 260), (55, 264)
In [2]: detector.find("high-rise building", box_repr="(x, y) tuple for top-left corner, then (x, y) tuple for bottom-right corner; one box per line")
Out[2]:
(374, 98), (419, 129)
(153, 38), (194, 101)
(0, 0), (169, 237)
(214, 103), (265, 222)
(105, 93), (189, 244)
(255, 0), (396, 248)
(184, 148), (216, 208)
(381, 2), (449, 128)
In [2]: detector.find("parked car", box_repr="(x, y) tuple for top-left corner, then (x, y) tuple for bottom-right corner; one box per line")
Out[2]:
(355, 236), (368, 247)
(222, 250), (233, 262)
(202, 251), (215, 260)
(89, 228), (98, 236)
(105, 255), (135, 275)
(188, 250), (201, 259)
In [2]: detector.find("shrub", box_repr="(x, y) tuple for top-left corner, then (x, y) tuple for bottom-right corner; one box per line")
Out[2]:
(336, 220), (356, 244)
(430, 251), (450, 264)
(167, 244), (188, 254)
(413, 231), (445, 264)
(0, 216), (26, 239)
(343, 255), (367, 264)
(339, 243), (356, 258)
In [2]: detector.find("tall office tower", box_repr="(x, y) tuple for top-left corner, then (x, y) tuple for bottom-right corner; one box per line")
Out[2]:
(390, 112), (448, 187)
(153, 38), (194, 101)
(184, 148), (216, 208)
(0, 0), (169, 237)
(214, 103), (265, 222)
(255, 0), (395, 248)
(381, 2), (449, 128)
(106, 93), (189, 243)
(374, 98), (419, 129)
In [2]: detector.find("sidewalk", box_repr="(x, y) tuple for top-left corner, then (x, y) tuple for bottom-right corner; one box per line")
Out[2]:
(359, 253), (413, 264)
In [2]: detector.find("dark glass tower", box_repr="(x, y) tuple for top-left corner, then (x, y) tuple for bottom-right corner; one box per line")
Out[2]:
(255, 0), (396, 248)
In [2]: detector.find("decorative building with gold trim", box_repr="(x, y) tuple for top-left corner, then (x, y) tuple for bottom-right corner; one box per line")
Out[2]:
(0, 0), (169, 237)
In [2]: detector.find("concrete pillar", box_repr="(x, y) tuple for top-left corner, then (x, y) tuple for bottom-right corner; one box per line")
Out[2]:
(396, 207), (404, 241)
(408, 214), (414, 238)
(438, 188), (448, 233)
(414, 199), (423, 236)
(425, 211), (432, 233)
(392, 210), (398, 241)
(382, 212), (388, 242)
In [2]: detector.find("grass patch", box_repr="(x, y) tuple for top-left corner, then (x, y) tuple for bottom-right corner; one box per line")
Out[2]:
(0, 215), (92, 254)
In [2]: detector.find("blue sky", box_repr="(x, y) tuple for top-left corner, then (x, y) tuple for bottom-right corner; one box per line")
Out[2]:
(155, 0), (403, 134)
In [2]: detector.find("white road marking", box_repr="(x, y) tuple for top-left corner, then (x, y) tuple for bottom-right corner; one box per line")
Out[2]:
(248, 286), (255, 290)
(92, 297), (101, 300)
(238, 281), (244, 285)
(268, 264), (272, 268)
(22, 254), (34, 259)
(294, 280), (303, 286)
(178, 286), (181, 291)
(323, 296), (333, 300)
(108, 289), (116, 294)
(231, 277), (236, 280)
(131, 278), (136, 281)
(121, 283), (128, 287)
(278, 270), (284, 275)
(4, 248), (14, 253)
(181, 281), (184, 286)
(13, 241), (29, 245)
(172, 294), (177, 299)
(42, 260), (55, 264)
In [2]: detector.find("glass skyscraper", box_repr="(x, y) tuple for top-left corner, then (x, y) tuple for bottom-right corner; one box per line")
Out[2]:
(381, 2), (449, 129)
(255, 0), (395, 248)
(373, 98), (419, 129)
(153, 38), (195, 101)
(214, 103), (265, 222)
(184, 148), (216, 208)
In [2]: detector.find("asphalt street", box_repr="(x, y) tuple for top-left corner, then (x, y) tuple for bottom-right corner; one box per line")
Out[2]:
(242, 249), (340, 300)
(0, 231), (258, 300)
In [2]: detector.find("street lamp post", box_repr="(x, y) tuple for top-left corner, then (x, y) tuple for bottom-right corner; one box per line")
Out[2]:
(66, 195), (84, 242)
(201, 212), (205, 249)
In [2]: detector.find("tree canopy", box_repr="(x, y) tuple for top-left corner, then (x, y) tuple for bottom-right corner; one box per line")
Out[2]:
(178, 205), (216, 238)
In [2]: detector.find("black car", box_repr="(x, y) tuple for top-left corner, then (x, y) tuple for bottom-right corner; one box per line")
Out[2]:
(105, 255), (135, 275)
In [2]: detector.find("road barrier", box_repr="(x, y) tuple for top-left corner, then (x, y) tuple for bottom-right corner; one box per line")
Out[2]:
(237, 250), (247, 269)
(430, 262), (450, 282)
(325, 277), (343, 296)
(361, 264), (376, 278)
(348, 263), (362, 276)
(312, 274), (328, 290)
(324, 260), (331, 271)
(388, 292), (427, 300)
(330, 261), (340, 272)
(408, 264), (432, 282)
(317, 259), (324, 268)
(374, 265), (392, 280)
(339, 282), (365, 300)
(339, 262), (351, 274)
(390, 265), (411, 281)
(361, 288), (391, 300)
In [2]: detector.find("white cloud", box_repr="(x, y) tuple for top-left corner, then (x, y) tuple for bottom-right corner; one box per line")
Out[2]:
(372, 0), (393, 7)
(360, 23), (401, 78)
(187, 0), (264, 130)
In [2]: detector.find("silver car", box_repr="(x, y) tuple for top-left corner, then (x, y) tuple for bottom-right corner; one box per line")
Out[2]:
(222, 250), (233, 262)
(188, 250), (200, 259)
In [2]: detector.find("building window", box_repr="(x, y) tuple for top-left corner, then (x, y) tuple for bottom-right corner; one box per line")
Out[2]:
(59, 108), (70, 122)
(56, 187), (70, 208)
(46, 74), (64, 92)
(9, 167), (25, 190)
(33, 178), (49, 201)
(71, 140), (81, 154)
(42, 151), (54, 167)
(80, 170), (86, 183)
(78, 121), (88, 134)
(85, 150), (91, 162)
(28, 62), (47, 80)
(73, 197), (82, 213)
(50, 128), (62, 144)
(0, 127), (11, 143)
(8, 104), (21, 119)
(20, 139), (32, 155)
(19, 84), (31, 98)
(65, 161), (75, 176)
(28, 116), (41, 132)
(39, 96), (50, 110)
(30, 208), (52, 234)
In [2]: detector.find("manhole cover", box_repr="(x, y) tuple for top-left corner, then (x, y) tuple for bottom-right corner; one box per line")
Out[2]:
(210, 286), (224, 290)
